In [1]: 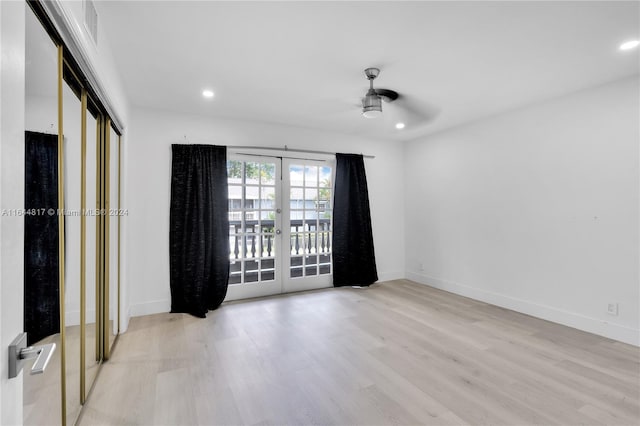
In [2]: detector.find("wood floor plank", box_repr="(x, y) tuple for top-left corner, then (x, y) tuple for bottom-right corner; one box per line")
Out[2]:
(368, 343), (519, 425)
(78, 280), (640, 425)
(486, 338), (639, 423)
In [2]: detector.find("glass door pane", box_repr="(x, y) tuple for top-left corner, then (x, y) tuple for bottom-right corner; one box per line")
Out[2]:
(282, 159), (333, 294)
(224, 157), (282, 301)
(24, 7), (62, 424)
(84, 106), (99, 398)
(62, 77), (82, 426)
(107, 126), (119, 354)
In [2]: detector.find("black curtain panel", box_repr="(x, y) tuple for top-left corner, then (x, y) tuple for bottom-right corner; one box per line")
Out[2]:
(333, 153), (378, 287)
(24, 131), (60, 345)
(169, 144), (230, 317)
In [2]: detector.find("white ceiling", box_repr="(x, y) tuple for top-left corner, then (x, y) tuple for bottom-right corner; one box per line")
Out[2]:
(95, 1), (639, 142)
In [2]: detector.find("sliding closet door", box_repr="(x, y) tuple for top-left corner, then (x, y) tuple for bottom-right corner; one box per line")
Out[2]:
(83, 101), (99, 401)
(23, 7), (62, 424)
(106, 125), (120, 356)
(25, 3), (124, 423)
(61, 75), (82, 425)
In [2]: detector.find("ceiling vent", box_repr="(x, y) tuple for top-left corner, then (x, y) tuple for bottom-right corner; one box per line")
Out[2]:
(84, 0), (98, 45)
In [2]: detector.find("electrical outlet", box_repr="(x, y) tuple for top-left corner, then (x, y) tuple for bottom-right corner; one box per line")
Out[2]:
(607, 302), (619, 316)
(418, 262), (424, 271)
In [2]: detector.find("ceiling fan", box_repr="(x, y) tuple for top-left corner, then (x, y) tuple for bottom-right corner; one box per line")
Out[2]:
(360, 67), (438, 125)
(361, 67), (397, 118)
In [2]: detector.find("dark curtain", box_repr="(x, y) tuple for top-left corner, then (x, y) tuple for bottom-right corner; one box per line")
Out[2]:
(169, 144), (229, 317)
(333, 153), (378, 287)
(24, 131), (60, 345)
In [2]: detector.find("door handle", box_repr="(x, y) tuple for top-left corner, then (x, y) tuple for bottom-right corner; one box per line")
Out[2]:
(8, 332), (56, 379)
(275, 229), (281, 235)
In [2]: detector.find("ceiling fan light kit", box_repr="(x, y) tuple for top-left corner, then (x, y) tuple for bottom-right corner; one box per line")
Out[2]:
(361, 67), (399, 119)
(362, 68), (383, 118)
(362, 91), (382, 118)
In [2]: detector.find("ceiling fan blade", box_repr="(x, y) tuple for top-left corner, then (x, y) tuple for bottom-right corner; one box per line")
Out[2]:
(394, 93), (441, 125)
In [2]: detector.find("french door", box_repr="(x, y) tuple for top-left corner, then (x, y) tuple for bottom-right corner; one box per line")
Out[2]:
(224, 155), (334, 301)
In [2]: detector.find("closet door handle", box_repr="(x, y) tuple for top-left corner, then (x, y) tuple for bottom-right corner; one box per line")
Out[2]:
(21, 343), (56, 375)
(8, 332), (56, 378)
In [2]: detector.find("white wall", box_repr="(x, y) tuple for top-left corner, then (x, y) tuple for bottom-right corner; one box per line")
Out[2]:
(125, 107), (406, 317)
(0, 1), (25, 423)
(405, 76), (640, 346)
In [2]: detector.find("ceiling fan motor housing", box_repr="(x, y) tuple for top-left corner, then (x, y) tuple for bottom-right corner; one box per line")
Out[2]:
(364, 67), (380, 79)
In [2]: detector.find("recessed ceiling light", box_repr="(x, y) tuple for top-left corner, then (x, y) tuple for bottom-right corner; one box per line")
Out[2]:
(619, 40), (639, 51)
(202, 90), (215, 98)
(395, 122), (405, 129)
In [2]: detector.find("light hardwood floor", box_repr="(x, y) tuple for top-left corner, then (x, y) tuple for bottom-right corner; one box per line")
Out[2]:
(78, 280), (639, 425)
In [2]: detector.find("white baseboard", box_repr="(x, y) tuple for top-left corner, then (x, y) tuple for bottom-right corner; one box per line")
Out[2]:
(128, 273), (406, 318)
(377, 270), (405, 282)
(119, 305), (131, 333)
(68, 307), (131, 332)
(129, 299), (170, 318)
(406, 271), (639, 347)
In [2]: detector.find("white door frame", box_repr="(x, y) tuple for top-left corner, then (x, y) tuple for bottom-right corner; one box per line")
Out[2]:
(224, 155), (335, 301)
(1, 1), (26, 423)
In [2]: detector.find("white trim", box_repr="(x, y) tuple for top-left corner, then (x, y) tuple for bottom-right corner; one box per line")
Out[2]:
(129, 299), (170, 318)
(129, 274), (404, 316)
(377, 271), (405, 282)
(406, 271), (640, 347)
(225, 285), (283, 302)
(120, 306), (130, 333)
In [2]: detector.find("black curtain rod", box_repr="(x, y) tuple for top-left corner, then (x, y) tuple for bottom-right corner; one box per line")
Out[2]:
(226, 145), (375, 159)
(232, 153), (329, 162)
